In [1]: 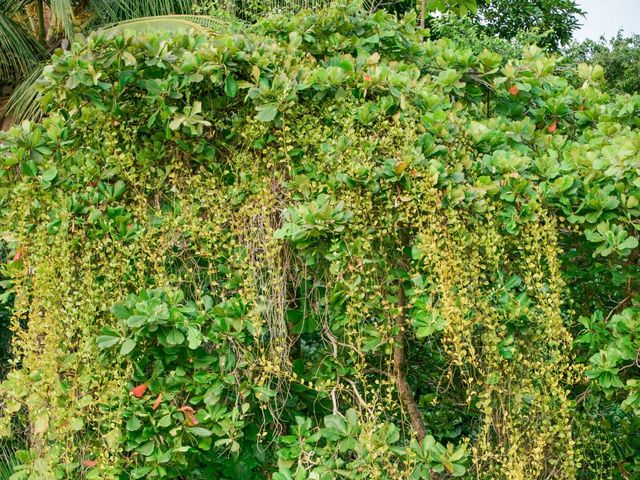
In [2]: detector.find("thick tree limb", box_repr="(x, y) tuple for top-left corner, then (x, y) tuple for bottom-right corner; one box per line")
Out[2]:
(393, 281), (427, 441)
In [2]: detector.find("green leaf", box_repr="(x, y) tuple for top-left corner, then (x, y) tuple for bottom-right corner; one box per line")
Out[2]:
(618, 236), (638, 251)
(96, 335), (120, 349)
(127, 315), (147, 328)
(256, 104), (278, 122)
(126, 415), (142, 432)
(21, 160), (38, 177)
(139, 441), (155, 456)
(130, 467), (153, 479)
(166, 328), (185, 345)
(112, 180), (127, 199)
(224, 75), (238, 98)
(188, 427), (213, 437)
(70, 417), (84, 431)
(120, 338), (136, 355)
(323, 414), (347, 435)
(187, 327), (202, 349)
(41, 167), (57, 182)
(110, 304), (130, 320)
(158, 414), (172, 428)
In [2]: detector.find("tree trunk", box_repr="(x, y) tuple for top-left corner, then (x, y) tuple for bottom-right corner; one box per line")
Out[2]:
(420, 0), (427, 28)
(37, 0), (46, 46)
(393, 277), (427, 440)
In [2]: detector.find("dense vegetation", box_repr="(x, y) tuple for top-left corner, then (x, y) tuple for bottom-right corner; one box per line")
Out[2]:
(0, 3), (639, 480)
(566, 32), (640, 95)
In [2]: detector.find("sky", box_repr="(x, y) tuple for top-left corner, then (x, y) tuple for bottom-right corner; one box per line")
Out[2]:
(574, 0), (640, 41)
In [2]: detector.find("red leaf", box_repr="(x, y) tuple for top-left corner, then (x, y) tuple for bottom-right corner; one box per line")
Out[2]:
(152, 393), (163, 410)
(363, 74), (372, 82)
(131, 384), (147, 398)
(12, 250), (22, 262)
(82, 459), (97, 468)
(547, 121), (557, 133)
(509, 85), (519, 96)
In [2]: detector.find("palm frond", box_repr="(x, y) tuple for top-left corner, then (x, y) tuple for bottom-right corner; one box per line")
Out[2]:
(100, 15), (228, 35)
(0, 0), (31, 15)
(0, 14), (44, 83)
(88, 0), (194, 24)
(2, 65), (44, 124)
(242, 0), (331, 16)
(0, 443), (18, 480)
(48, 0), (75, 40)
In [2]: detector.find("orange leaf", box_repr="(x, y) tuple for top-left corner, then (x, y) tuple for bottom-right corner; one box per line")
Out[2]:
(509, 85), (519, 96)
(152, 393), (163, 410)
(82, 459), (97, 468)
(12, 250), (22, 262)
(363, 73), (372, 82)
(179, 406), (199, 426)
(186, 414), (199, 426)
(131, 384), (147, 398)
(547, 121), (557, 133)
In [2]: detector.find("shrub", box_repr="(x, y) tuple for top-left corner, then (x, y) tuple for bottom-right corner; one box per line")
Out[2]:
(0, 4), (639, 479)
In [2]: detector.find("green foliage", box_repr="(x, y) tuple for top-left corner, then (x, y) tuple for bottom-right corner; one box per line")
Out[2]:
(429, 12), (544, 60)
(192, 0), (331, 22)
(423, 0), (478, 16)
(473, 0), (585, 51)
(0, 0), (217, 124)
(98, 289), (259, 478)
(565, 32), (640, 95)
(0, 3), (639, 480)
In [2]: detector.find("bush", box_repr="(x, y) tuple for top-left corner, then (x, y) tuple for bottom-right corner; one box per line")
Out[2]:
(0, 4), (639, 479)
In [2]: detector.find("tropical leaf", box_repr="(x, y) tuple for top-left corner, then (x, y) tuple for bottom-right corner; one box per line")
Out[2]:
(0, 442), (19, 480)
(99, 15), (228, 35)
(2, 65), (44, 124)
(0, 13), (44, 83)
(87, 0), (194, 24)
(48, 0), (75, 40)
(0, 0), (32, 14)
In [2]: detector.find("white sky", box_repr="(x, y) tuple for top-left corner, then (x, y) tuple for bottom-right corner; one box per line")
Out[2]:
(574, 0), (640, 41)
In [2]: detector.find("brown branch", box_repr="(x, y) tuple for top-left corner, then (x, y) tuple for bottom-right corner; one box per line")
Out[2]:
(393, 278), (427, 441)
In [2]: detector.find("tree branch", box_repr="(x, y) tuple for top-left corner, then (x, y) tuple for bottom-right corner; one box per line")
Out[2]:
(393, 277), (427, 441)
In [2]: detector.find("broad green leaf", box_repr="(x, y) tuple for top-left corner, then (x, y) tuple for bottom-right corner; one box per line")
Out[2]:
(139, 441), (155, 456)
(120, 338), (136, 355)
(256, 104), (278, 122)
(96, 335), (120, 349)
(166, 328), (185, 345)
(224, 75), (238, 98)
